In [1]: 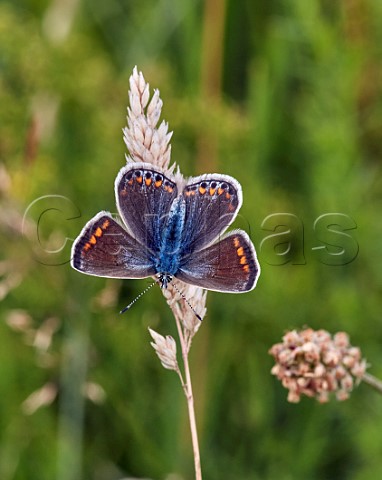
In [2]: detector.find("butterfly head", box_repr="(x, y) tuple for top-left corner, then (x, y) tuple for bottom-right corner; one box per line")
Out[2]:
(157, 273), (173, 289)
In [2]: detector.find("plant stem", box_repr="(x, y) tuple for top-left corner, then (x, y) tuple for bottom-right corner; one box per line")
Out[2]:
(183, 347), (202, 480)
(174, 314), (202, 480)
(362, 372), (382, 394)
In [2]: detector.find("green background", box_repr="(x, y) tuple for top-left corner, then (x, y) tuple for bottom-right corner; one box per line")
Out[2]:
(1, 0), (382, 479)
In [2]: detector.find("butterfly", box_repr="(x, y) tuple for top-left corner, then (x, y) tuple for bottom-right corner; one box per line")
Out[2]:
(71, 162), (260, 294)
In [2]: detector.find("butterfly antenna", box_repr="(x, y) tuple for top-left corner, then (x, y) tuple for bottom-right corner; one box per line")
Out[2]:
(120, 281), (156, 314)
(170, 282), (202, 321)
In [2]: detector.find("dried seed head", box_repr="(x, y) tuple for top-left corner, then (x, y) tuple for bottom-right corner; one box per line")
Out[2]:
(164, 280), (207, 336)
(149, 328), (178, 371)
(21, 382), (58, 415)
(33, 316), (60, 352)
(5, 309), (33, 332)
(124, 66), (174, 173)
(82, 381), (106, 405)
(269, 328), (367, 403)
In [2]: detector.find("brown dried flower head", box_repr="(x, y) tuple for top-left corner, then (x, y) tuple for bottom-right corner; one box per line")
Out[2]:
(269, 328), (367, 403)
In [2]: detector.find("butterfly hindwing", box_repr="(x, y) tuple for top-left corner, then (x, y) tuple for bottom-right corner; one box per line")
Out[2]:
(71, 212), (155, 278)
(177, 230), (260, 292)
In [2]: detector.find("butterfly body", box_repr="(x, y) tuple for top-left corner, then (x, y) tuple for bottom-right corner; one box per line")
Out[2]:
(154, 196), (186, 277)
(71, 162), (260, 293)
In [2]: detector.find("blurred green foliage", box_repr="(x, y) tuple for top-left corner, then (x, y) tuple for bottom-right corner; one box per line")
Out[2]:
(1, 0), (382, 479)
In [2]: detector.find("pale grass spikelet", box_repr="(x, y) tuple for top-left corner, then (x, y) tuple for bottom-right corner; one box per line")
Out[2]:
(163, 279), (207, 339)
(149, 328), (179, 371)
(5, 309), (33, 332)
(124, 68), (206, 334)
(269, 328), (368, 403)
(82, 381), (107, 405)
(33, 316), (60, 352)
(124, 66), (174, 172)
(22, 382), (58, 415)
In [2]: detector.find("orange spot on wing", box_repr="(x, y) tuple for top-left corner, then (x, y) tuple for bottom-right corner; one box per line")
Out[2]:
(128, 178), (134, 185)
(209, 187), (216, 196)
(136, 176), (143, 184)
(155, 180), (163, 188)
(243, 265), (250, 273)
(218, 187), (224, 195)
(83, 243), (91, 252)
(145, 177), (152, 186)
(233, 237), (240, 248)
(95, 227), (103, 237)
(237, 247), (244, 257)
(89, 235), (97, 245)
(240, 256), (247, 265)
(199, 186), (206, 195)
(102, 219), (110, 229)
(225, 192), (231, 200)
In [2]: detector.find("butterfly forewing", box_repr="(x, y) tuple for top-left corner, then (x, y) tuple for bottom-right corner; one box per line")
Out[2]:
(180, 174), (242, 255)
(71, 212), (155, 278)
(177, 230), (260, 292)
(115, 163), (178, 250)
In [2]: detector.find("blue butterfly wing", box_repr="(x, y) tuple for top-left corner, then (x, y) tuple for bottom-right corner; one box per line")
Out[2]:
(71, 212), (155, 278)
(115, 163), (178, 252)
(177, 230), (260, 292)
